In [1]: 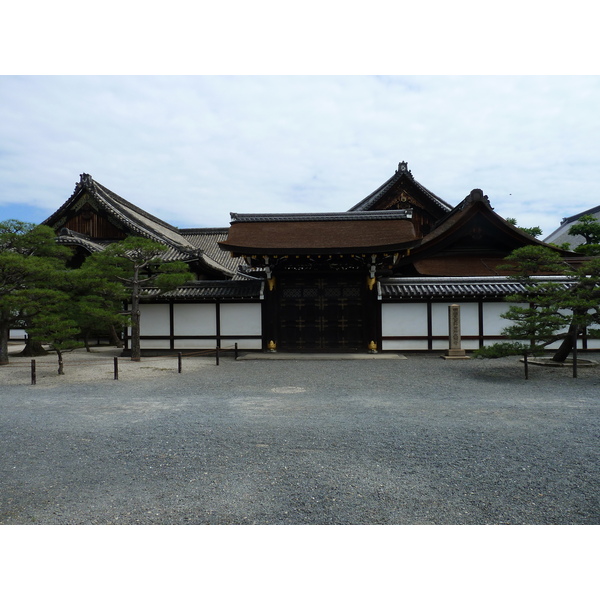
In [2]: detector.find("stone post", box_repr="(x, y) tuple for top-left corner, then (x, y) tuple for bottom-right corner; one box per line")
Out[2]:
(443, 304), (469, 359)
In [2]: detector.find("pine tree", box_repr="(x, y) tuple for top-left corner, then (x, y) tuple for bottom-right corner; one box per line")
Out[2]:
(505, 217), (543, 239)
(69, 265), (128, 351)
(26, 287), (82, 375)
(568, 214), (600, 255)
(478, 245), (600, 362)
(0, 221), (72, 365)
(84, 237), (192, 361)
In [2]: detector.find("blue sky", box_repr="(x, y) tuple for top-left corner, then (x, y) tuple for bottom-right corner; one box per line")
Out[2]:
(1, 4), (599, 241)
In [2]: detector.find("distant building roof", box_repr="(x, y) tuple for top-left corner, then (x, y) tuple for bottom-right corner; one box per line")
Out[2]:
(544, 205), (600, 247)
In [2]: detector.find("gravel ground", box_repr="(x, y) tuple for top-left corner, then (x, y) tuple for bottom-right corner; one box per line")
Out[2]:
(1, 347), (599, 525)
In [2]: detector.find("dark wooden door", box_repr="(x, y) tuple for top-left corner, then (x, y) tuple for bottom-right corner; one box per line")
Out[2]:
(277, 274), (367, 351)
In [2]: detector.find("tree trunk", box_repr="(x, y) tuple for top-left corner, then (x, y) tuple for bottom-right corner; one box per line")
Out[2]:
(130, 310), (141, 361)
(551, 306), (588, 363)
(109, 324), (124, 348)
(552, 322), (578, 362)
(83, 332), (91, 352)
(130, 267), (141, 361)
(19, 338), (49, 357)
(0, 319), (9, 366)
(56, 349), (64, 375)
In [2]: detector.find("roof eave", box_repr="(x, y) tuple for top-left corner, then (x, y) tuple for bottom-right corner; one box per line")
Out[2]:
(218, 242), (417, 256)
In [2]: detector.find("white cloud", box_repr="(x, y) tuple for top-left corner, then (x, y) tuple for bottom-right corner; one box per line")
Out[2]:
(1, 75), (599, 238)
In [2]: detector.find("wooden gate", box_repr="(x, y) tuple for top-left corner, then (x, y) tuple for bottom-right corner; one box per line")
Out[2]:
(277, 274), (367, 351)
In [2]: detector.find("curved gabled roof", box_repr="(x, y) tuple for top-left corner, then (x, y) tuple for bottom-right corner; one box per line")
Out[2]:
(44, 174), (238, 278)
(395, 189), (580, 277)
(415, 189), (558, 251)
(348, 161), (453, 213)
(44, 174), (194, 251)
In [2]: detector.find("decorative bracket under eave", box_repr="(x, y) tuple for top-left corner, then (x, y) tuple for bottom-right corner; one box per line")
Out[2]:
(367, 258), (377, 290)
(264, 263), (276, 291)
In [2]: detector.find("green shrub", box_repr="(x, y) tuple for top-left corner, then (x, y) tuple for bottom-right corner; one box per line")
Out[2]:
(473, 342), (533, 359)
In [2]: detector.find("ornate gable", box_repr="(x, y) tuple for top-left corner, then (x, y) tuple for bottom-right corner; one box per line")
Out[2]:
(348, 161), (453, 237)
(60, 197), (128, 241)
(43, 174), (239, 279)
(395, 189), (577, 277)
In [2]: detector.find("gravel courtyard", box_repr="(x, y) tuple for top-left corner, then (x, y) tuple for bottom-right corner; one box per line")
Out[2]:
(1, 347), (599, 525)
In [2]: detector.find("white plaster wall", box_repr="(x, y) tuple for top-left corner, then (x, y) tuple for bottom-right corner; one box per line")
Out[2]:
(382, 339), (429, 351)
(381, 304), (428, 350)
(220, 338), (263, 350)
(461, 339), (481, 350)
(432, 339), (450, 350)
(482, 302), (512, 335)
(139, 339), (171, 350)
(139, 304), (170, 336)
(431, 304), (447, 337)
(220, 304), (262, 336)
(174, 339), (218, 349)
(461, 303), (480, 336)
(173, 304), (216, 336)
(381, 304), (427, 337)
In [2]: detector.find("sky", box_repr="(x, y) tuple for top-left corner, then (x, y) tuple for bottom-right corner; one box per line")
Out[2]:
(1, 3), (599, 242)
(2, 75), (599, 239)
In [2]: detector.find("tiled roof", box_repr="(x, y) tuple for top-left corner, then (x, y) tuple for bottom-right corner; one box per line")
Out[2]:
(45, 174), (195, 252)
(220, 214), (418, 255)
(380, 276), (573, 300)
(544, 205), (600, 246)
(55, 229), (108, 253)
(417, 189), (496, 246)
(230, 210), (412, 222)
(180, 228), (245, 276)
(411, 256), (511, 277)
(405, 189), (577, 267)
(348, 162), (453, 213)
(44, 175), (237, 278)
(142, 279), (264, 300)
(556, 204), (600, 227)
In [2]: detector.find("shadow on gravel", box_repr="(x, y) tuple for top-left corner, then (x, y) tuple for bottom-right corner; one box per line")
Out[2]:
(452, 355), (600, 387)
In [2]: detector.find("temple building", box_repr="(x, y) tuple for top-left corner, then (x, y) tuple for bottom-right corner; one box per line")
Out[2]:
(544, 204), (600, 249)
(43, 161), (586, 354)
